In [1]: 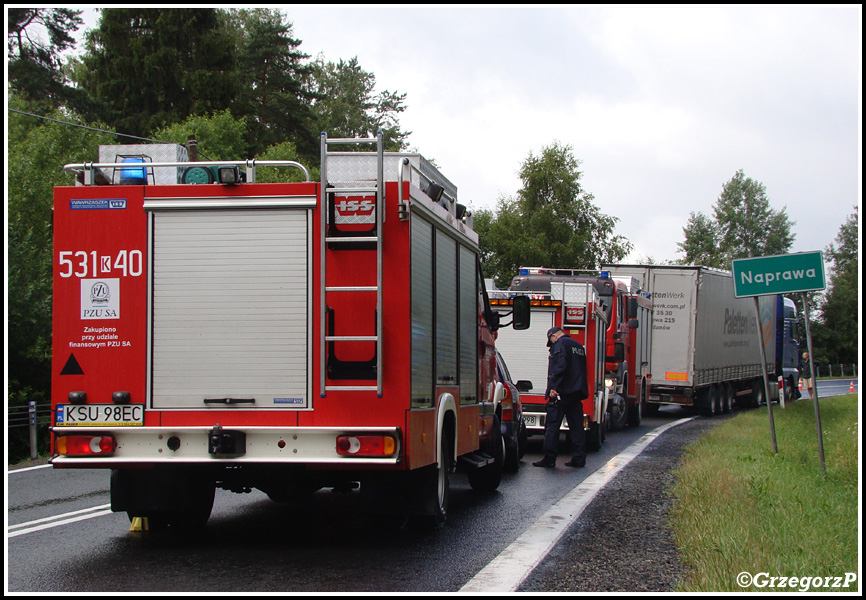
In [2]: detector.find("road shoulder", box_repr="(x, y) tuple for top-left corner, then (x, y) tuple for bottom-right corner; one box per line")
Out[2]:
(518, 416), (728, 592)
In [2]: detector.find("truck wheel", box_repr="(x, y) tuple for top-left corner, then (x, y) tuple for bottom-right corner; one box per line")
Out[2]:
(168, 482), (215, 530)
(786, 377), (797, 403)
(751, 379), (765, 407)
(587, 412), (605, 451)
(609, 393), (628, 431)
(415, 432), (451, 528)
(127, 482), (215, 531)
(468, 415), (504, 492)
(703, 385), (719, 417)
(627, 383), (645, 427)
(721, 383), (733, 413)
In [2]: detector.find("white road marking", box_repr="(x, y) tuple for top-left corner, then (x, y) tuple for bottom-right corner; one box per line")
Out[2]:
(7, 463), (53, 474)
(8, 503), (113, 538)
(460, 416), (696, 593)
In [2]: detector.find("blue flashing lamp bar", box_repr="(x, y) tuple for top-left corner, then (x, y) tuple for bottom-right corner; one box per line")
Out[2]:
(118, 157), (148, 185)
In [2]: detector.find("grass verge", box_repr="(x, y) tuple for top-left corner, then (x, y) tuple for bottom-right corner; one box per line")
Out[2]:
(670, 395), (859, 592)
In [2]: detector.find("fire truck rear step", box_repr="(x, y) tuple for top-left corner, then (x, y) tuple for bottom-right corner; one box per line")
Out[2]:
(458, 451), (497, 469)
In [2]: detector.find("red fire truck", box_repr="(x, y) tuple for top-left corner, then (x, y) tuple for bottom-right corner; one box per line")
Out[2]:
(50, 134), (529, 529)
(492, 268), (652, 449)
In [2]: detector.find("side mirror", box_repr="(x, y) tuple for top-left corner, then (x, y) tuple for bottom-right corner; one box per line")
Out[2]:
(628, 318), (639, 330)
(516, 380), (533, 392)
(627, 297), (638, 319)
(512, 295), (531, 330)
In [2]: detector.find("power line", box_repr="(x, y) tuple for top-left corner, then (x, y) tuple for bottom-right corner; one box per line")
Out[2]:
(8, 108), (176, 145)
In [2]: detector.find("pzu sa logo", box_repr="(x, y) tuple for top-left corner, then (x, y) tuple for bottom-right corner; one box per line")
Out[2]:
(90, 281), (111, 305)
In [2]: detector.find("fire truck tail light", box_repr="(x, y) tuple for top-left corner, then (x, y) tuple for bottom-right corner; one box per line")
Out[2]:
(56, 434), (117, 457)
(336, 435), (396, 457)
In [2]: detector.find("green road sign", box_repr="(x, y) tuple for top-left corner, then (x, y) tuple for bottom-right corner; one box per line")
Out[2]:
(731, 252), (826, 298)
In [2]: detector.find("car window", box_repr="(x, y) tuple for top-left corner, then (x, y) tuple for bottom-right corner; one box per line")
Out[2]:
(496, 351), (514, 384)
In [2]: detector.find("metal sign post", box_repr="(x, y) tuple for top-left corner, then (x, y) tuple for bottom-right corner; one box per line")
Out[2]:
(801, 291), (825, 474)
(732, 251), (826, 470)
(753, 297), (778, 453)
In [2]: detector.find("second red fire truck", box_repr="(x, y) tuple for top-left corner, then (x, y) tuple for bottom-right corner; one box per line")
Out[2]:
(492, 268), (652, 450)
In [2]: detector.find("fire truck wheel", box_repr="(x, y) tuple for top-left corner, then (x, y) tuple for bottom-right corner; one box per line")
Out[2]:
(609, 393), (628, 431)
(587, 422), (603, 451)
(420, 432), (451, 528)
(167, 482), (216, 531)
(125, 482), (214, 532)
(468, 415), (504, 492)
(627, 384), (645, 427)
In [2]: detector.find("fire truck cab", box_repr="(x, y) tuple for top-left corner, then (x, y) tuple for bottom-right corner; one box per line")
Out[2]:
(492, 268), (652, 450)
(50, 134), (529, 529)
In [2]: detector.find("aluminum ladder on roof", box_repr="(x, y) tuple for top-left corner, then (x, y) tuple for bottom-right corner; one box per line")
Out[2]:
(319, 131), (384, 397)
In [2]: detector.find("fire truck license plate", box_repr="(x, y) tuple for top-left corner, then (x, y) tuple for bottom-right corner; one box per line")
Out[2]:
(55, 404), (144, 427)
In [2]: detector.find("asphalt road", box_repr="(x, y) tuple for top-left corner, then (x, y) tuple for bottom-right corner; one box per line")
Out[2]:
(7, 381), (856, 593)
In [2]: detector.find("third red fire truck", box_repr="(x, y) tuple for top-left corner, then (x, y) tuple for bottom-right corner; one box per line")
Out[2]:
(49, 133), (529, 529)
(492, 268), (652, 450)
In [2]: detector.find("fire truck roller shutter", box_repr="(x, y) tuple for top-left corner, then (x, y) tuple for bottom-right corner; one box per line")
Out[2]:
(150, 209), (311, 409)
(410, 217), (435, 407)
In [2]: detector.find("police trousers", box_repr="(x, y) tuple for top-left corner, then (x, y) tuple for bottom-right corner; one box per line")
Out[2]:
(542, 392), (586, 460)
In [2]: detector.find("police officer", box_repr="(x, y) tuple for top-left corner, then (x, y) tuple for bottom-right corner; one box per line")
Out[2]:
(533, 327), (589, 468)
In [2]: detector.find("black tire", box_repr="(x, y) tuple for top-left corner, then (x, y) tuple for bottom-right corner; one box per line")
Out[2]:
(517, 419), (528, 459)
(721, 383), (733, 413)
(504, 418), (520, 473)
(751, 379), (765, 407)
(587, 408), (605, 451)
(415, 431), (451, 528)
(627, 382), (645, 427)
(127, 482), (214, 531)
(703, 385), (719, 417)
(608, 392), (628, 431)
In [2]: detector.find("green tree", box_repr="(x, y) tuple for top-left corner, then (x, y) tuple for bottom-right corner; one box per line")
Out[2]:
(228, 8), (317, 158)
(309, 55), (410, 151)
(7, 7), (86, 111)
(678, 169), (795, 267)
(256, 141), (319, 183)
(7, 102), (116, 460)
(676, 211), (717, 267)
(152, 109), (249, 161)
(76, 8), (238, 138)
(480, 142), (632, 287)
(812, 207), (859, 366)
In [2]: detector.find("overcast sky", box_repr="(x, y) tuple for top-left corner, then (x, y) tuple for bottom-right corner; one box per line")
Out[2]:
(72, 6), (861, 264)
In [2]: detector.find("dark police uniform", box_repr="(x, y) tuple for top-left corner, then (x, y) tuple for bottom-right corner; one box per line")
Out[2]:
(541, 330), (588, 466)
